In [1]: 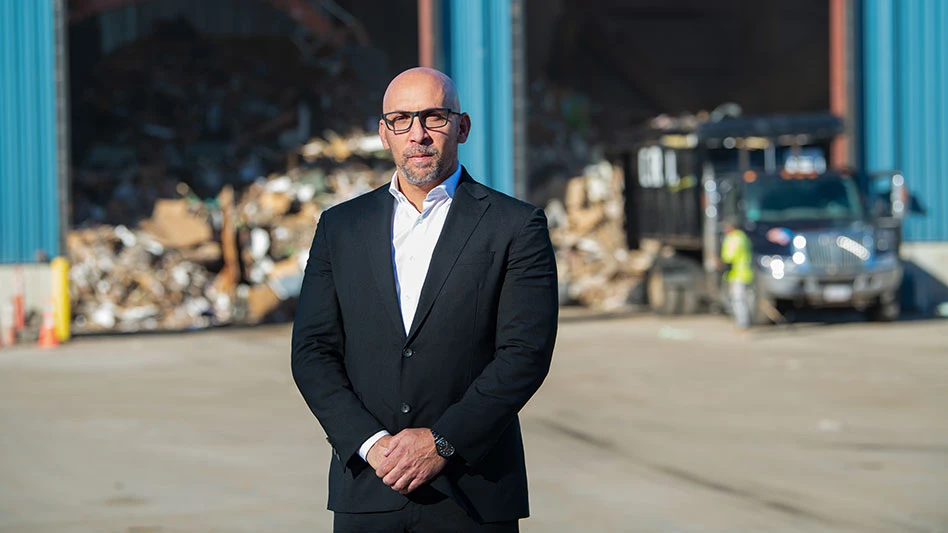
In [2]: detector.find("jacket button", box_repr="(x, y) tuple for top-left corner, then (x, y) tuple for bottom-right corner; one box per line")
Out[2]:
(402, 348), (414, 358)
(400, 403), (411, 414)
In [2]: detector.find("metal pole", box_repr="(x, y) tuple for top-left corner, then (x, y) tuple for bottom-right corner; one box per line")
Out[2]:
(54, 0), (72, 256)
(418, 0), (434, 67)
(830, 0), (850, 168)
(511, 0), (527, 200)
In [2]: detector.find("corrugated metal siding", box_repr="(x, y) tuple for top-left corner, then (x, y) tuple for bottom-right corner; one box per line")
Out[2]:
(0, 0), (61, 263)
(98, 0), (298, 56)
(862, 0), (948, 242)
(444, 0), (515, 196)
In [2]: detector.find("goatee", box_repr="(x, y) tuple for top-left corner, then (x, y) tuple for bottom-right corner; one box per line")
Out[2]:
(398, 149), (444, 186)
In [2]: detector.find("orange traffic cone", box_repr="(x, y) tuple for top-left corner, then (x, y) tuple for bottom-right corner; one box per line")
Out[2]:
(38, 299), (59, 349)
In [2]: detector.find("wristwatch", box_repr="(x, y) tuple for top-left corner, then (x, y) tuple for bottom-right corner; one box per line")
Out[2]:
(431, 430), (456, 459)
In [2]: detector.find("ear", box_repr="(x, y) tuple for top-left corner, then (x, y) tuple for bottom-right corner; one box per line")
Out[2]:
(378, 120), (391, 150)
(456, 113), (471, 144)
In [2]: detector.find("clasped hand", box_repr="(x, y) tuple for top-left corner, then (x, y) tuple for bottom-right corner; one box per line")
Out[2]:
(366, 428), (447, 495)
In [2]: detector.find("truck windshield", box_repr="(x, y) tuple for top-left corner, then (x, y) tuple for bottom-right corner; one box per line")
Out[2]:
(744, 175), (865, 223)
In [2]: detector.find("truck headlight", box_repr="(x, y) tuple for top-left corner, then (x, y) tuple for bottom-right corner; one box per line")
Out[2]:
(758, 255), (795, 279)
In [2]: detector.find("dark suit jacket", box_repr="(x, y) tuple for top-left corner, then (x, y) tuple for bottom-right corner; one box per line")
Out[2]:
(291, 168), (558, 523)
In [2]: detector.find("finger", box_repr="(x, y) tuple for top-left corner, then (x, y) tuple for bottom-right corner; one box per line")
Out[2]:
(375, 462), (394, 478)
(392, 473), (414, 492)
(382, 464), (408, 486)
(382, 439), (399, 457)
(405, 476), (426, 494)
(378, 448), (405, 473)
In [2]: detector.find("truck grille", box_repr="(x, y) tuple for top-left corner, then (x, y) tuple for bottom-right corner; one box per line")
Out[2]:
(807, 236), (867, 270)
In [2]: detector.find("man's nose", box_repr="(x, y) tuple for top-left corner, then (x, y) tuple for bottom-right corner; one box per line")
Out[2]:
(407, 117), (431, 142)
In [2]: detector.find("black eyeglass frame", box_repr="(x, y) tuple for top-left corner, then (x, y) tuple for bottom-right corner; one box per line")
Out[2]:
(380, 107), (463, 133)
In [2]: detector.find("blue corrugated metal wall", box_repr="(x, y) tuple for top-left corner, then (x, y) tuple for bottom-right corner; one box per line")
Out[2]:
(0, 0), (61, 263)
(862, 0), (948, 242)
(442, 0), (515, 196)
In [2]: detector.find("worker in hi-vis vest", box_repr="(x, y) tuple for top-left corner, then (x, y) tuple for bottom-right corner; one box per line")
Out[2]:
(720, 217), (754, 329)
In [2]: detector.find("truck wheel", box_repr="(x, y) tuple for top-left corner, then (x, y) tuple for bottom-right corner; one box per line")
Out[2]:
(648, 267), (682, 315)
(867, 293), (901, 322)
(681, 287), (701, 315)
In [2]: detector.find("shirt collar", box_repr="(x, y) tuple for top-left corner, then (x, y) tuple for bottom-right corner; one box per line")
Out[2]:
(389, 163), (462, 204)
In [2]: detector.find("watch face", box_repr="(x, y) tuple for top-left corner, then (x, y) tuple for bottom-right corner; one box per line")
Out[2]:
(436, 438), (455, 458)
(432, 431), (455, 458)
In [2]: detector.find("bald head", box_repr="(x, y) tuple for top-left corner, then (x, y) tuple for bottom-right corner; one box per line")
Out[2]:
(377, 67), (471, 195)
(382, 67), (461, 113)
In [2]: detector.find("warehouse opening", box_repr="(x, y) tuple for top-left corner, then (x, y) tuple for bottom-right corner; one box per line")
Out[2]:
(65, 0), (416, 331)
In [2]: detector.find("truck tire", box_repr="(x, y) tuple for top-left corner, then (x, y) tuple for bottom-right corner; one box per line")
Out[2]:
(867, 292), (901, 322)
(681, 286), (701, 315)
(648, 267), (682, 315)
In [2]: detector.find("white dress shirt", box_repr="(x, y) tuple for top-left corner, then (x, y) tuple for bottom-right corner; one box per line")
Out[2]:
(357, 163), (462, 462)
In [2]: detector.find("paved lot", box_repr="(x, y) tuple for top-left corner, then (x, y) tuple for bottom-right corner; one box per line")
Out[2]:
(0, 312), (945, 532)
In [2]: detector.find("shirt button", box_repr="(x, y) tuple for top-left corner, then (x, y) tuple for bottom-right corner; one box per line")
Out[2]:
(402, 348), (414, 358)
(400, 403), (411, 414)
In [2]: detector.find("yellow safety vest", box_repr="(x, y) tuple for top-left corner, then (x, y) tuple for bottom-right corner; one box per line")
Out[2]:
(721, 229), (754, 284)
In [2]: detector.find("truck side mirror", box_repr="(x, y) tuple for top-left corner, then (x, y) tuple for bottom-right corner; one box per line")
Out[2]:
(890, 173), (907, 220)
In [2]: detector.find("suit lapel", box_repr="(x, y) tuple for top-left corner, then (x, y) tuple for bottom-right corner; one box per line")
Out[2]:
(407, 172), (490, 341)
(361, 186), (405, 339)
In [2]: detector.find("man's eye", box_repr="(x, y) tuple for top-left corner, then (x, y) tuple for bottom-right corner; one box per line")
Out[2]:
(391, 114), (411, 122)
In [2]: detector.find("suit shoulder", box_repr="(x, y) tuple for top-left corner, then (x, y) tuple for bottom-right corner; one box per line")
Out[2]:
(321, 183), (388, 221)
(469, 182), (542, 217)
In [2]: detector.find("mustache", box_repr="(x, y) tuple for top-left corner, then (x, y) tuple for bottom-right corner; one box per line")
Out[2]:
(404, 147), (439, 158)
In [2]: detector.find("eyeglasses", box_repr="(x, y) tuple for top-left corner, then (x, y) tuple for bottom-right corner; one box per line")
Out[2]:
(381, 107), (461, 133)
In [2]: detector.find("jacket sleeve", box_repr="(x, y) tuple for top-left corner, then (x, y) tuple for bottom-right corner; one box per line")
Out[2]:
(291, 211), (386, 466)
(431, 208), (559, 464)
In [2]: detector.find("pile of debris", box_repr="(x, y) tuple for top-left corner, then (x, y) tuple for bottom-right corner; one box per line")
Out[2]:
(547, 160), (653, 310)
(69, 152), (651, 331)
(68, 132), (393, 334)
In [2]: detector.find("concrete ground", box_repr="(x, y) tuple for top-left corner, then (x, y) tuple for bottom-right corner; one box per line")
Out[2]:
(0, 312), (945, 533)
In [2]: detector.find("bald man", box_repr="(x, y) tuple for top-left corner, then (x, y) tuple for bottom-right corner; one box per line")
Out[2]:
(291, 67), (558, 532)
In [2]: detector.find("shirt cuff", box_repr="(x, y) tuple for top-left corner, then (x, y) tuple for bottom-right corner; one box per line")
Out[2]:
(358, 430), (391, 462)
